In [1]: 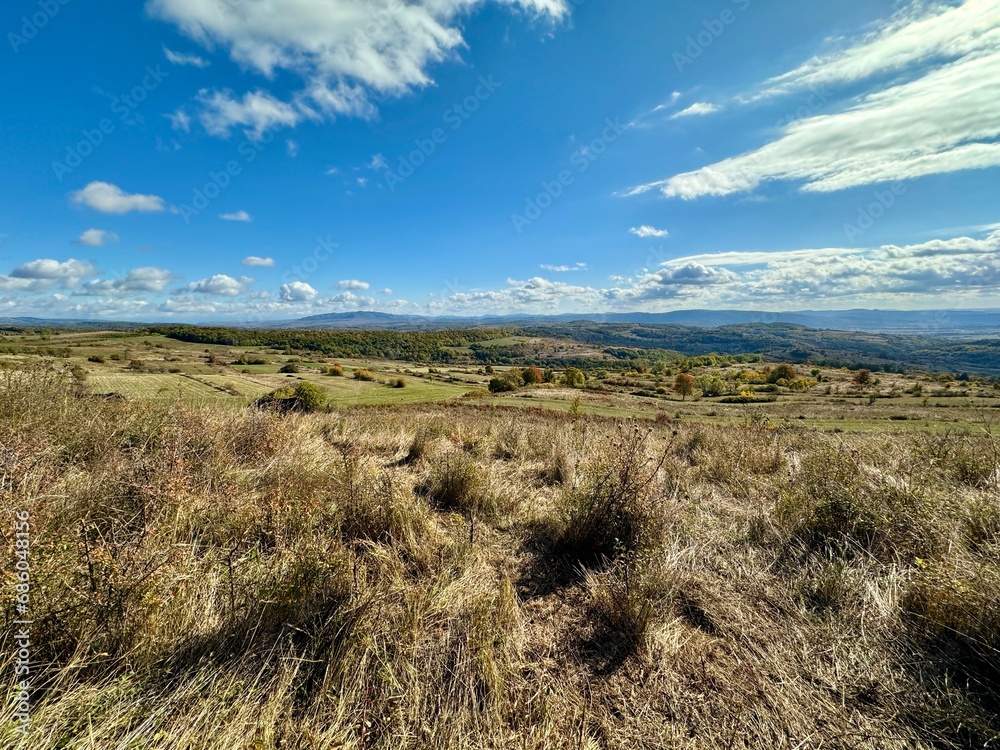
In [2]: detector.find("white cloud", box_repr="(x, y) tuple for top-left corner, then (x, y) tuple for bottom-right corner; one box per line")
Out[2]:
(243, 255), (275, 267)
(754, 0), (1000, 99)
(149, 0), (568, 133)
(0, 258), (98, 292)
(164, 46), (209, 67)
(380, 288), (393, 295)
(630, 225), (669, 239)
(368, 154), (388, 170)
(287, 139), (299, 157)
(71, 182), (165, 214)
(77, 267), (178, 296)
(540, 263), (587, 272)
(430, 228), (1000, 313)
(336, 279), (370, 290)
(77, 229), (119, 247)
(183, 274), (254, 296)
(220, 210), (252, 222)
(631, 1), (1000, 199)
(670, 102), (720, 119)
(653, 91), (683, 112)
(196, 88), (309, 138)
(280, 281), (318, 302)
(165, 109), (191, 132)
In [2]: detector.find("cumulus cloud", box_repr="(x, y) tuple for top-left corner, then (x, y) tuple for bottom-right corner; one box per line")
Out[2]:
(336, 279), (370, 290)
(196, 88), (309, 138)
(243, 255), (275, 267)
(77, 229), (119, 247)
(630, 0), (1000, 199)
(77, 267), (178, 296)
(630, 225), (669, 239)
(220, 210), (252, 222)
(0, 258), (98, 292)
(183, 274), (254, 296)
(164, 46), (209, 67)
(670, 102), (720, 119)
(280, 281), (318, 302)
(149, 0), (568, 134)
(71, 182), (165, 214)
(430, 228), (1000, 313)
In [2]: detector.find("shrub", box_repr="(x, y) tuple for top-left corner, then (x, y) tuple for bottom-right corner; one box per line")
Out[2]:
(255, 382), (327, 413)
(767, 364), (798, 384)
(562, 367), (586, 388)
(327, 364), (345, 377)
(776, 445), (938, 561)
(553, 426), (669, 564)
(87, 355), (106, 363)
(853, 369), (873, 387)
(417, 454), (488, 517)
(354, 369), (375, 381)
(293, 381), (327, 412)
(279, 362), (299, 374)
(488, 377), (517, 394)
(392, 377), (406, 389)
(521, 365), (544, 385)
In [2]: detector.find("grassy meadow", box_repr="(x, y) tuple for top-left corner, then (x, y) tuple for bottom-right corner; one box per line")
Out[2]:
(1, 330), (998, 748)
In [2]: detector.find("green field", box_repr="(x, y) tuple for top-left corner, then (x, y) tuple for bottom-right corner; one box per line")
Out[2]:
(2, 328), (997, 432)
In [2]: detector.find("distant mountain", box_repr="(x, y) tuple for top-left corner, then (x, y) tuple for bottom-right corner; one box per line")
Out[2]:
(282, 309), (999, 337)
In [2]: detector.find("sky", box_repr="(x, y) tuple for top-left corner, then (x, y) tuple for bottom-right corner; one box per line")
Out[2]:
(1, 0), (999, 322)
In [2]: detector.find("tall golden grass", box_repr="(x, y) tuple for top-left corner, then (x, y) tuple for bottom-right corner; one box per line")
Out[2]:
(1, 365), (998, 748)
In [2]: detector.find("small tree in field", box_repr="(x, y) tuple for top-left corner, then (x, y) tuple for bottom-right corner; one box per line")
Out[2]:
(521, 365), (544, 385)
(767, 364), (798, 384)
(674, 373), (696, 401)
(853, 369), (873, 387)
(279, 362), (299, 374)
(562, 368), (586, 388)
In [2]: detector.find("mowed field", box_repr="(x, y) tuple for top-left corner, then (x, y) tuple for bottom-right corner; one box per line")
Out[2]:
(2, 329), (998, 431)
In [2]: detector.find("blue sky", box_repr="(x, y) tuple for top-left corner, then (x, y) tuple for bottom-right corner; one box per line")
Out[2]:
(1, 0), (998, 321)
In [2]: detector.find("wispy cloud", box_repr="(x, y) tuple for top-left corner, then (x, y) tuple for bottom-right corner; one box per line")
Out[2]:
(220, 210), (252, 222)
(540, 262), (587, 272)
(630, 225), (669, 238)
(243, 256), (274, 267)
(670, 102), (720, 119)
(630, 0), (1000, 199)
(163, 46), (209, 68)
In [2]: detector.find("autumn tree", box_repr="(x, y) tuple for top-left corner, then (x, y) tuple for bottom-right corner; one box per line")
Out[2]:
(674, 373), (696, 400)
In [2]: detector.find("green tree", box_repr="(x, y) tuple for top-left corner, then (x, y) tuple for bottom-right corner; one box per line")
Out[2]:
(562, 368), (586, 388)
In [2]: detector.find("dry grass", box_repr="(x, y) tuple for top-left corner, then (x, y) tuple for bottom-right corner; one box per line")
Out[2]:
(1, 365), (999, 748)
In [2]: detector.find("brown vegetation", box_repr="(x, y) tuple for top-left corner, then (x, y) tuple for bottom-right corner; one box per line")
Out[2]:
(1, 365), (998, 748)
